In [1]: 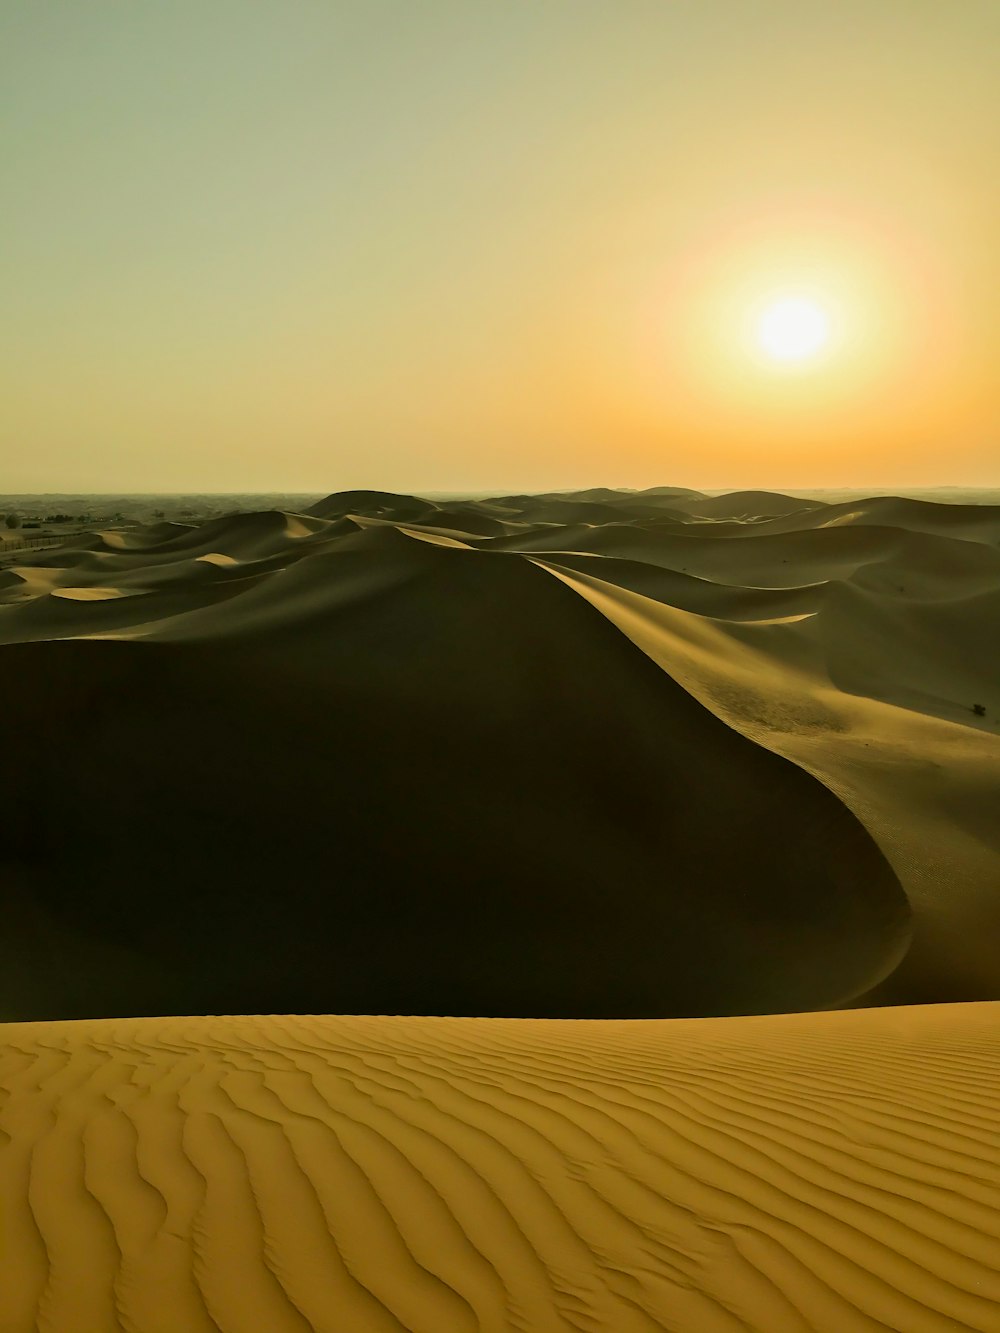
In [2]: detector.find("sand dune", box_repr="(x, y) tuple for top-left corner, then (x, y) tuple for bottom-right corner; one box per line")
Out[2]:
(0, 551), (907, 1021)
(2, 486), (1000, 1330)
(760, 495), (1000, 544)
(2, 1004), (998, 1332)
(664, 489), (827, 520)
(2, 486), (999, 1019)
(538, 557), (1000, 1006)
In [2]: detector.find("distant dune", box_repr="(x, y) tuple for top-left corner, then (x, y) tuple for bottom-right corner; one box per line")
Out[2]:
(2, 487), (1000, 1331)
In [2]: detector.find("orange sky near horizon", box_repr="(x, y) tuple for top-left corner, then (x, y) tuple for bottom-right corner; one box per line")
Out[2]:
(2, 2), (998, 493)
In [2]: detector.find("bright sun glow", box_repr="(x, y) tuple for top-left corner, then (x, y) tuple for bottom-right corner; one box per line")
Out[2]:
(755, 296), (831, 364)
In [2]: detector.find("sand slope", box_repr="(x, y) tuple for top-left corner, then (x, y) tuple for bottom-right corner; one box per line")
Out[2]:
(0, 549), (907, 1021)
(2, 489), (999, 1331)
(1, 487), (999, 1017)
(2, 1004), (999, 1332)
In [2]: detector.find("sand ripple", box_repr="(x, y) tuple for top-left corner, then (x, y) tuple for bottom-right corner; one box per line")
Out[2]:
(2, 1005), (998, 1332)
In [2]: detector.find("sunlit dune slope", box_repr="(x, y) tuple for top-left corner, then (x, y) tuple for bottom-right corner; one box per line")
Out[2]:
(2, 1004), (999, 1333)
(1, 486), (998, 1018)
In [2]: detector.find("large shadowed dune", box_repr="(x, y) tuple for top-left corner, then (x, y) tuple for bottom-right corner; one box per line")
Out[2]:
(0, 545), (907, 1021)
(2, 485), (999, 1019)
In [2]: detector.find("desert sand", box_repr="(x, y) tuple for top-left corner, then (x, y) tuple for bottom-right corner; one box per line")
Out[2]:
(2, 1006), (999, 1331)
(2, 487), (999, 1330)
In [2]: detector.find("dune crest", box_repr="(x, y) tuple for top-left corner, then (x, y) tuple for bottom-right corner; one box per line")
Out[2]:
(2, 487), (999, 1016)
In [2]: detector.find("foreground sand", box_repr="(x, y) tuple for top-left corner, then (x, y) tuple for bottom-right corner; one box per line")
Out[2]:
(2, 1004), (999, 1332)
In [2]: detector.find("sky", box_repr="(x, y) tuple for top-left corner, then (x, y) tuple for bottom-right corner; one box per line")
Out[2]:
(3, 1), (998, 493)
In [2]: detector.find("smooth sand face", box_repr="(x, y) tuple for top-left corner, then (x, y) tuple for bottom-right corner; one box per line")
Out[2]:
(1, 487), (998, 1018)
(2, 1005), (999, 1332)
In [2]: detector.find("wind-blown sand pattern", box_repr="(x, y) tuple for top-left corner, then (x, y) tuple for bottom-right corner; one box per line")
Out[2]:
(3, 488), (1000, 1329)
(2, 1006), (999, 1332)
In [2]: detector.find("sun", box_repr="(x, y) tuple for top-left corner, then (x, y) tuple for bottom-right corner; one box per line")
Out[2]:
(755, 296), (831, 365)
